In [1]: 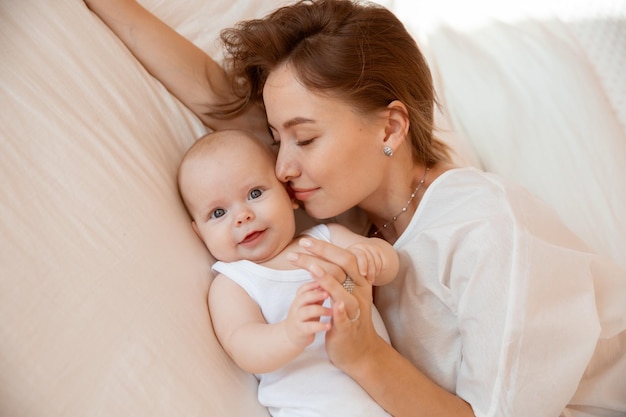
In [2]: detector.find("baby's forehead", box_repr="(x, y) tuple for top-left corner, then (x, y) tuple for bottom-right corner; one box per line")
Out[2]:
(188, 136), (274, 176)
(208, 131), (271, 153)
(205, 138), (272, 163)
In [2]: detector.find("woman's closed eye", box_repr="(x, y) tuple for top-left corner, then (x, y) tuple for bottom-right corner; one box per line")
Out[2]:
(296, 138), (316, 146)
(271, 137), (313, 147)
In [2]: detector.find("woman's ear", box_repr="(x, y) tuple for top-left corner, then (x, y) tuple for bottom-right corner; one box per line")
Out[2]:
(382, 100), (410, 151)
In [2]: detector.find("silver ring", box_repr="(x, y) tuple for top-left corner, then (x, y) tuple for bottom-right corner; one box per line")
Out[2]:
(342, 275), (355, 293)
(349, 307), (361, 323)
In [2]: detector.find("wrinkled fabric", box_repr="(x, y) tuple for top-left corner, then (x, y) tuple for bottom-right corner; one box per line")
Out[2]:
(377, 168), (626, 417)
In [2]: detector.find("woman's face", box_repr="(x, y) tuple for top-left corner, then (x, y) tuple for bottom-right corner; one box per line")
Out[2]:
(264, 64), (387, 220)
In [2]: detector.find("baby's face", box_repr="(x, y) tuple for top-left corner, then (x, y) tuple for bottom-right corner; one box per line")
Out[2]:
(183, 137), (297, 263)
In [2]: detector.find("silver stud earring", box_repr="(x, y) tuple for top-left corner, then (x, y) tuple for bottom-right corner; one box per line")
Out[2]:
(383, 146), (393, 157)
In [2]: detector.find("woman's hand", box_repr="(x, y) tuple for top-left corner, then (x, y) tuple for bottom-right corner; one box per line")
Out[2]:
(287, 237), (385, 371)
(289, 238), (474, 417)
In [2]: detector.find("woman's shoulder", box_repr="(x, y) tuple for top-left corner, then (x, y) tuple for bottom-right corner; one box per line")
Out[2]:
(416, 165), (587, 250)
(425, 166), (516, 210)
(411, 165), (565, 239)
(431, 165), (504, 188)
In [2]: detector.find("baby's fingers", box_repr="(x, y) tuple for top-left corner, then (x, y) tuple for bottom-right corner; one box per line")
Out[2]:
(351, 247), (377, 284)
(349, 247), (367, 278)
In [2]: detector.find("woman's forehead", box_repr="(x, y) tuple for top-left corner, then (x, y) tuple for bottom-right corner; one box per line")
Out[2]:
(265, 71), (347, 128)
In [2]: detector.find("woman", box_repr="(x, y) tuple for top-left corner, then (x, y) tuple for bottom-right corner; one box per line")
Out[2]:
(84, 0), (626, 416)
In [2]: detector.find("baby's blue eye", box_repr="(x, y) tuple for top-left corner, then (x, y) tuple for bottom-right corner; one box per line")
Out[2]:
(249, 188), (263, 199)
(211, 208), (226, 219)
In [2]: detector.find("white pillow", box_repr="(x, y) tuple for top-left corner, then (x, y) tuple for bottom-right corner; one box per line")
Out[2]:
(422, 16), (626, 268)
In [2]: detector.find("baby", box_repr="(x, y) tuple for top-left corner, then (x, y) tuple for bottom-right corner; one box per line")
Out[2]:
(177, 130), (397, 417)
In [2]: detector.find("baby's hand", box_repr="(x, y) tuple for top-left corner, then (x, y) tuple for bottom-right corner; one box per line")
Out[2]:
(348, 243), (384, 284)
(285, 282), (331, 349)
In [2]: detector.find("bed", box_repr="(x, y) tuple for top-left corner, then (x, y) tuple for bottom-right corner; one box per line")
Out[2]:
(1, 0), (624, 415)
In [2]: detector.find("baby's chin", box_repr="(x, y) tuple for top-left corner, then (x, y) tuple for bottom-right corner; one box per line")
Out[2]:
(215, 248), (279, 265)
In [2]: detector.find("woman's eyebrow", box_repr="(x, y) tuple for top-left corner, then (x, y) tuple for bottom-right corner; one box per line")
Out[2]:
(268, 117), (315, 130)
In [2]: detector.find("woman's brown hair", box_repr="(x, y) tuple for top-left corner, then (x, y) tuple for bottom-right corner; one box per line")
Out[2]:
(219, 0), (449, 165)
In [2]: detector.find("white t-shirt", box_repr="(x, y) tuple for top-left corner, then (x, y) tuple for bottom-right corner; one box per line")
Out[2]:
(213, 224), (391, 417)
(375, 167), (626, 417)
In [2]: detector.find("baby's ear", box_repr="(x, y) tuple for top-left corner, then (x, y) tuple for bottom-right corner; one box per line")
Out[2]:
(283, 184), (300, 209)
(284, 183), (295, 199)
(191, 221), (204, 243)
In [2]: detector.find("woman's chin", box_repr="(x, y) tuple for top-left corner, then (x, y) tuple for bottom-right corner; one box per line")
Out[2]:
(303, 203), (348, 222)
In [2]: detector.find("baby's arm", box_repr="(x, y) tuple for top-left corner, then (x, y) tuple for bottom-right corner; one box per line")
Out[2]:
(208, 274), (331, 375)
(326, 223), (399, 286)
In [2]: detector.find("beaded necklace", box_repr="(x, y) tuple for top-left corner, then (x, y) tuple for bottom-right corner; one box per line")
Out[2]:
(370, 167), (430, 237)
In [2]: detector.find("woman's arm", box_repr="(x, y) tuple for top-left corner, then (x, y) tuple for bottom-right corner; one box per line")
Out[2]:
(209, 275), (331, 374)
(84, 0), (268, 135)
(289, 240), (474, 417)
(339, 335), (473, 417)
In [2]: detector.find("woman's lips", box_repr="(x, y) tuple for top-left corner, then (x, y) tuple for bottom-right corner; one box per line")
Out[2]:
(291, 187), (318, 201)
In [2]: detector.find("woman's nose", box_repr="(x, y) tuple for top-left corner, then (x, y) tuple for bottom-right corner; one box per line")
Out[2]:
(275, 147), (299, 183)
